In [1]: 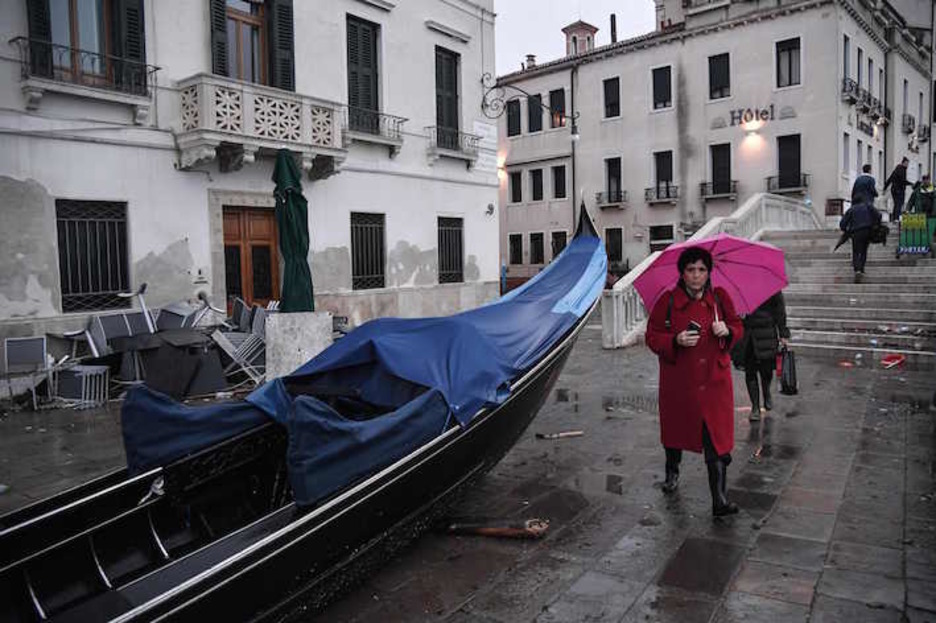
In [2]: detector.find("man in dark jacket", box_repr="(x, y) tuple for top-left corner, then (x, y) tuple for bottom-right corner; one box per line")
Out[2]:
(851, 163), (878, 206)
(740, 292), (790, 421)
(840, 201), (883, 282)
(883, 157), (912, 222)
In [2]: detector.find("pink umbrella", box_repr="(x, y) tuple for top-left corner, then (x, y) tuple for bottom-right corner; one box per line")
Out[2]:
(633, 233), (788, 315)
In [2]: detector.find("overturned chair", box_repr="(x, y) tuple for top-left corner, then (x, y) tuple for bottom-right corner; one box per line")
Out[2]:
(211, 305), (268, 385)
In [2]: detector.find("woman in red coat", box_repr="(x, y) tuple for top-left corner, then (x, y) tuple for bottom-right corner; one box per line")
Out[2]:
(645, 247), (744, 516)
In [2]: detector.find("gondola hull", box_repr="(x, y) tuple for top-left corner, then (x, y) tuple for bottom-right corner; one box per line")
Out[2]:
(2, 302), (590, 623)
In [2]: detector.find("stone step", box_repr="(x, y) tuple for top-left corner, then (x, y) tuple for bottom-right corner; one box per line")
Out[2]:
(787, 268), (936, 282)
(783, 248), (904, 260)
(786, 257), (936, 268)
(787, 316), (936, 335)
(786, 282), (936, 295)
(787, 306), (936, 323)
(762, 230), (842, 241)
(787, 341), (936, 371)
(790, 329), (936, 351)
(784, 291), (936, 310)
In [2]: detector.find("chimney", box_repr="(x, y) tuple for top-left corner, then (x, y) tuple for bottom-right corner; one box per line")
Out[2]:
(611, 14), (617, 43)
(525, 53), (537, 69)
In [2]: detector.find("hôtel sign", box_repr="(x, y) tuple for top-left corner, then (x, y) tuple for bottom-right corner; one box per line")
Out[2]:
(729, 104), (775, 127)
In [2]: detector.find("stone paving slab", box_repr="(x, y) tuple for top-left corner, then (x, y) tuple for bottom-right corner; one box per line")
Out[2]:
(1, 316), (935, 622)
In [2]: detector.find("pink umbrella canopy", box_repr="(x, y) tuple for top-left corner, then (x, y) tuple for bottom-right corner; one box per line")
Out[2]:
(633, 233), (788, 315)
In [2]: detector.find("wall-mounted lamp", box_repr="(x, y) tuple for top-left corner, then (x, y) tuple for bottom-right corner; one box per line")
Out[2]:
(481, 72), (581, 141)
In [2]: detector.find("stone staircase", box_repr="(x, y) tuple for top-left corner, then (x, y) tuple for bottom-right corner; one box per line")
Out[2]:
(761, 230), (936, 371)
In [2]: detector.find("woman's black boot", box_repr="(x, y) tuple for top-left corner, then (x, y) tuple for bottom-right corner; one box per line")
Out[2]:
(662, 448), (681, 493)
(707, 459), (739, 517)
(745, 375), (761, 421)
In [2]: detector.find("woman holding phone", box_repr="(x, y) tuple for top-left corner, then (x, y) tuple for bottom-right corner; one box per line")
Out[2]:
(645, 246), (744, 517)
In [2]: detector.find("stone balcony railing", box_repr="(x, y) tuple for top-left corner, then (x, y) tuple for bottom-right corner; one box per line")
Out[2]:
(175, 73), (346, 174)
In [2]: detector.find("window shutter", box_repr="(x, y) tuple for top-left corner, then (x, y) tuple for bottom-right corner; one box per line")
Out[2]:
(112, 0), (147, 94)
(209, 0), (228, 77)
(528, 94), (542, 132)
(268, 0), (295, 91)
(26, 0), (52, 78)
(435, 47), (458, 131)
(506, 99), (520, 136)
(347, 18), (378, 111)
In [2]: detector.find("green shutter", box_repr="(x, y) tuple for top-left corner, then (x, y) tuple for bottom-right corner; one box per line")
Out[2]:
(268, 0), (295, 91)
(26, 0), (52, 78)
(347, 16), (378, 111)
(111, 0), (147, 94)
(209, 0), (227, 76)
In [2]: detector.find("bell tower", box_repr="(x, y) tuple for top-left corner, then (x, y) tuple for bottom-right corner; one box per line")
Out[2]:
(562, 20), (599, 56)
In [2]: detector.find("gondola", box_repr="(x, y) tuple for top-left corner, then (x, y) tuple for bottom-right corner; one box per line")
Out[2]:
(0, 210), (606, 623)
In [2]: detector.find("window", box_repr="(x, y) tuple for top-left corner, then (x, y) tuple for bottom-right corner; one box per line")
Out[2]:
(843, 35), (849, 78)
(605, 157), (622, 197)
(551, 231), (567, 258)
(605, 228), (623, 263)
(528, 94), (543, 133)
(903, 79), (908, 113)
(210, 0), (294, 90)
(603, 77), (620, 118)
(842, 132), (849, 173)
(508, 234), (523, 265)
(653, 66), (672, 109)
(857, 47), (863, 88)
(776, 37), (801, 88)
(710, 144), (731, 194)
(777, 134), (802, 188)
(29, 0), (147, 95)
(347, 15), (379, 132)
(649, 225), (675, 252)
(435, 46), (460, 149)
(571, 35), (578, 55)
(506, 99), (521, 136)
(552, 165), (567, 199)
(654, 150), (673, 191)
(529, 233), (545, 264)
(56, 200), (130, 312)
(549, 89), (566, 128)
(880, 69), (884, 102)
(867, 145), (872, 173)
(709, 54), (730, 100)
(530, 169), (544, 201)
(919, 92), (924, 125)
(878, 150), (883, 179)
(509, 171), (522, 203)
(438, 217), (463, 283)
(868, 58), (873, 93)
(857, 139), (863, 170)
(351, 212), (385, 290)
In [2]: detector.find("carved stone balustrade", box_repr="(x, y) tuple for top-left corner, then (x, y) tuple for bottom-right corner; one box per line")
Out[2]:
(175, 73), (346, 175)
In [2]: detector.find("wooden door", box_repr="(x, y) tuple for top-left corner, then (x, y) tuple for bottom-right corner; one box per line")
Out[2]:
(223, 207), (279, 309)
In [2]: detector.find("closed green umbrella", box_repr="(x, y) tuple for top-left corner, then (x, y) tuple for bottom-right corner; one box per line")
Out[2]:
(273, 149), (314, 312)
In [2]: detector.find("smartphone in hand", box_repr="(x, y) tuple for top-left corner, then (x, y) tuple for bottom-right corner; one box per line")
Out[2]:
(686, 320), (702, 334)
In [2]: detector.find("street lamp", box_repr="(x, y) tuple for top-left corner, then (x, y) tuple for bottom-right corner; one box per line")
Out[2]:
(480, 72), (580, 139)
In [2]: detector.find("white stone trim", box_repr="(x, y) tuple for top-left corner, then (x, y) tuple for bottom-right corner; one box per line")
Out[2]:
(425, 20), (472, 44)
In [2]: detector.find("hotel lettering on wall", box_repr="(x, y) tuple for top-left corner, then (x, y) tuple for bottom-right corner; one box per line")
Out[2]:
(730, 104), (775, 127)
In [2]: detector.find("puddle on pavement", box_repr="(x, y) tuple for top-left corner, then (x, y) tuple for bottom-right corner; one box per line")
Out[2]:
(726, 489), (777, 519)
(658, 538), (746, 595)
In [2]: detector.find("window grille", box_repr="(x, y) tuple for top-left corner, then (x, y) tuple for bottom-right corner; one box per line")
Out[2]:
(530, 169), (544, 201)
(56, 200), (130, 313)
(438, 217), (464, 284)
(649, 225), (675, 252)
(529, 233), (545, 264)
(351, 212), (385, 290)
(549, 89), (566, 128)
(552, 165), (567, 199)
(551, 231), (567, 258)
(605, 228), (623, 263)
(508, 234), (523, 265)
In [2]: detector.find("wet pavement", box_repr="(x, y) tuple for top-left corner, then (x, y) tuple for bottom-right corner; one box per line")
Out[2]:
(1, 313), (935, 622)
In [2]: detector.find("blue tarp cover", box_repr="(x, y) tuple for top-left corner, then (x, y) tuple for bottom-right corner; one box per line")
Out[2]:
(121, 219), (605, 505)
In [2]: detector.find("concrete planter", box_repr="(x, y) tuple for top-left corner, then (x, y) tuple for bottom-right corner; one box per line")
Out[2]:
(264, 311), (333, 380)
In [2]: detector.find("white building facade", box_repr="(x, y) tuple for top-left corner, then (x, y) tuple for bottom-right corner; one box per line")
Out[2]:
(495, 0), (933, 282)
(0, 0), (499, 342)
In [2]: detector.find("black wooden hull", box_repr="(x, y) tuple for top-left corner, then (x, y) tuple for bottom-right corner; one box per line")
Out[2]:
(0, 303), (592, 623)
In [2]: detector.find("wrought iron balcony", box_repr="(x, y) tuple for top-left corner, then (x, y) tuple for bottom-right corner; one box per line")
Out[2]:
(869, 97), (883, 120)
(11, 36), (156, 97)
(857, 88), (873, 112)
(425, 126), (480, 167)
(918, 124), (930, 143)
(841, 78), (859, 103)
(766, 173), (809, 193)
(902, 113), (917, 134)
(595, 190), (628, 207)
(342, 106), (408, 157)
(645, 184), (679, 204)
(700, 180), (738, 199)
(174, 73), (346, 175)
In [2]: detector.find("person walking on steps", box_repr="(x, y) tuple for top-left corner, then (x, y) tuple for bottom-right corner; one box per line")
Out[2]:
(646, 247), (744, 517)
(883, 157), (912, 223)
(851, 163), (878, 207)
(840, 195), (883, 283)
(741, 292), (790, 422)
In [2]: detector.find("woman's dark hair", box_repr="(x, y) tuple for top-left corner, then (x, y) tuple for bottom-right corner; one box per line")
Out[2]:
(677, 246), (713, 273)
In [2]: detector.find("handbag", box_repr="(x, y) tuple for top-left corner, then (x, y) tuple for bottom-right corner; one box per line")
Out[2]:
(779, 347), (798, 395)
(730, 333), (748, 371)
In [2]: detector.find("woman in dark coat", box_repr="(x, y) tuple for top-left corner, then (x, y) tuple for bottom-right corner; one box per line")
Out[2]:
(646, 247), (744, 517)
(741, 292), (790, 421)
